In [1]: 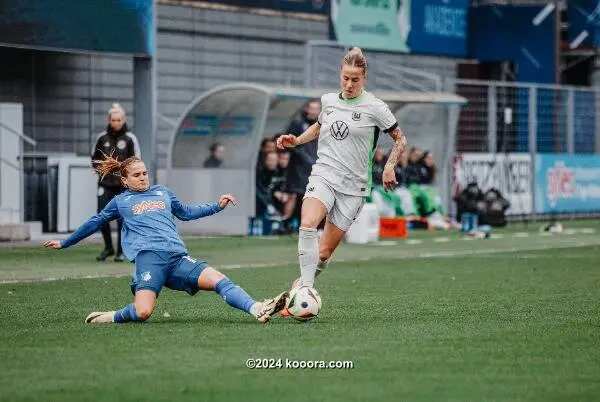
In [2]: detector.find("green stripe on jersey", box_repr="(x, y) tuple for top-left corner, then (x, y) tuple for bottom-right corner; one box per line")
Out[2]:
(366, 127), (379, 199)
(340, 90), (366, 105)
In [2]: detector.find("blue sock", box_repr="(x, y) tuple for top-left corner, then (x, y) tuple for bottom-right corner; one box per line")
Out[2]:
(113, 303), (139, 323)
(215, 277), (256, 315)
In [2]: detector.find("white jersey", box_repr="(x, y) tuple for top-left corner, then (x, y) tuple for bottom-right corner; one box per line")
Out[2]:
(310, 90), (398, 196)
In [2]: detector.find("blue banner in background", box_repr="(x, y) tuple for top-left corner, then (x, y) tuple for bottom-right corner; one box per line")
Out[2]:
(0, 0), (154, 55)
(568, 0), (600, 47)
(535, 154), (600, 213)
(469, 5), (556, 83)
(330, 0), (469, 57)
(408, 0), (469, 56)
(180, 115), (255, 136)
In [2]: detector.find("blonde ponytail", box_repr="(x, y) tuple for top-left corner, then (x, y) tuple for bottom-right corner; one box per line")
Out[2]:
(93, 151), (123, 181)
(108, 103), (126, 119)
(342, 47), (367, 73)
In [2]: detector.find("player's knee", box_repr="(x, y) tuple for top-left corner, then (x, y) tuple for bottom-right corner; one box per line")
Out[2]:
(300, 217), (320, 228)
(198, 267), (225, 291)
(203, 267), (225, 282)
(135, 304), (154, 321)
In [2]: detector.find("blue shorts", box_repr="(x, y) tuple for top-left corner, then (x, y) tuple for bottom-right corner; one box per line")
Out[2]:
(130, 250), (208, 296)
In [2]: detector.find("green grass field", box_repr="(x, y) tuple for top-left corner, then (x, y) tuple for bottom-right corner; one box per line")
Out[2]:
(1, 222), (600, 401)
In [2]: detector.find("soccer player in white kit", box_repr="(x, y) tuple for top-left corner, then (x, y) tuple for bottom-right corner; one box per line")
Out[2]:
(277, 47), (408, 294)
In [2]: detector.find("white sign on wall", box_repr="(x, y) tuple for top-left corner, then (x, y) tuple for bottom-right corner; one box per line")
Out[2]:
(453, 153), (532, 215)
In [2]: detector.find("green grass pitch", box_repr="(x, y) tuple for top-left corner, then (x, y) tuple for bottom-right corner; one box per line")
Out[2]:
(1, 222), (600, 401)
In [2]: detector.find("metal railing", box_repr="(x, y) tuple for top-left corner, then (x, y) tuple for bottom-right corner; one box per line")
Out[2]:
(445, 78), (599, 154)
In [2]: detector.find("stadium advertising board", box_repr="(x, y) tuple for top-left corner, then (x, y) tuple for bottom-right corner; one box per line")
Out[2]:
(568, 0), (600, 48)
(0, 0), (154, 55)
(453, 153), (532, 215)
(196, 0), (328, 14)
(179, 115), (255, 136)
(330, 0), (468, 56)
(535, 154), (600, 213)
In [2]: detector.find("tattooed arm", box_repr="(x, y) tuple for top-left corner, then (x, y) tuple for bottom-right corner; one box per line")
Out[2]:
(382, 126), (408, 191)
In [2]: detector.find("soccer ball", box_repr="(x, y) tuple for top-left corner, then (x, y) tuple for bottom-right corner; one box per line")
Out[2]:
(286, 286), (322, 322)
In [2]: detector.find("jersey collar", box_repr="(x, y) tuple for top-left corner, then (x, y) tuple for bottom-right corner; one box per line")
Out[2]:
(338, 89), (365, 105)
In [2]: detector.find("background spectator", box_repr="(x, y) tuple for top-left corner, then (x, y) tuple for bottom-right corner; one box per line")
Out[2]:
(419, 151), (437, 184)
(203, 142), (225, 168)
(405, 146), (424, 185)
(256, 138), (277, 169)
(275, 151), (295, 229)
(284, 99), (321, 228)
(371, 147), (387, 186)
(394, 150), (409, 187)
(278, 151), (290, 172)
(255, 151), (286, 218)
(91, 103), (140, 262)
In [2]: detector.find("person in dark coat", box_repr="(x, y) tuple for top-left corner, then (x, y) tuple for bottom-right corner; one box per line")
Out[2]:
(91, 103), (140, 262)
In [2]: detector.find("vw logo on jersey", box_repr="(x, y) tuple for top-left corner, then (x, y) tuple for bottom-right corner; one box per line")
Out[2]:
(117, 140), (127, 150)
(330, 120), (349, 140)
(352, 112), (362, 121)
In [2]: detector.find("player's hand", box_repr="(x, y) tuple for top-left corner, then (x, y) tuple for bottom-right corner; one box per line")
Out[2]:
(43, 240), (62, 249)
(382, 167), (398, 191)
(219, 194), (237, 208)
(277, 134), (298, 150)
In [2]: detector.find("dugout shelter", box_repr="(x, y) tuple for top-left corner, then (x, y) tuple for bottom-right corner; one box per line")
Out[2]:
(166, 83), (467, 234)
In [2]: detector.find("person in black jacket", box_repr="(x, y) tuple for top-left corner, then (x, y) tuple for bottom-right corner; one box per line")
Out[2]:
(203, 142), (224, 168)
(284, 99), (321, 228)
(419, 150), (436, 184)
(405, 146), (424, 185)
(371, 147), (387, 186)
(255, 152), (284, 218)
(91, 103), (140, 262)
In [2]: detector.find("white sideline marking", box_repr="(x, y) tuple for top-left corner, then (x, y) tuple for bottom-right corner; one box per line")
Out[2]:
(406, 239), (422, 245)
(563, 229), (577, 235)
(375, 241), (398, 246)
(220, 262), (282, 269)
(490, 234), (504, 239)
(514, 232), (530, 238)
(433, 237), (450, 243)
(580, 228), (596, 234)
(3, 238), (600, 284)
(416, 241), (600, 259)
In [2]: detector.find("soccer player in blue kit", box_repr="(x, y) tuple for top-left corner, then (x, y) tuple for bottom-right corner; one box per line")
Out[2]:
(43, 155), (288, 324)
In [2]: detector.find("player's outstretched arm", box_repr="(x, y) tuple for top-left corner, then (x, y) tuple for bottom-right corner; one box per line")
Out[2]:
(277, 122), (320, 150)
(43, 199), (120, 250)
(170, 190), (237, 221)
(383, 126), (408, 191)
(43, 240), (62, 249)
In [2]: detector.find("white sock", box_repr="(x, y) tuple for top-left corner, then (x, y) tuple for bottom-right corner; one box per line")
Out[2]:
(298, 227), (319, 288)
(250, 302), (261, 317)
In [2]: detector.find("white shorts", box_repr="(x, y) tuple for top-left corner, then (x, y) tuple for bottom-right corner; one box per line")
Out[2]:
(303, 175), (365, 232)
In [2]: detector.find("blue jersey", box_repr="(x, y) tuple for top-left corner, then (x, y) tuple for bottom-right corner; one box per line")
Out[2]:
(60, 185), (223, 261)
